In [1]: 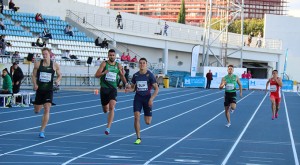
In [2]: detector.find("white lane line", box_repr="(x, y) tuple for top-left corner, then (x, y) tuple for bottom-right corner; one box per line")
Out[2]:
(0, 88), (200, 124)
(283, 92), (299, 165)
(0, 88), (195, 115)
(221, 92), (268, 165)
(0, 91), (222, 157)
(144, 91), (255, 165)
(61, 95), (224, 165)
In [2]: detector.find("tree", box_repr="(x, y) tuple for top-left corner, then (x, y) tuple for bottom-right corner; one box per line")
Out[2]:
(177, 0), (186, 24)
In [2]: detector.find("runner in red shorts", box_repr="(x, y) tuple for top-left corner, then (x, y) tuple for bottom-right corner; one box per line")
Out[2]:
(265, 70), (282, 120)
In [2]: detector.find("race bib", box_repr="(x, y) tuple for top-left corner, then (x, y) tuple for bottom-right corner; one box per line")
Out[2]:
(270, 85), (277, 92)
(39, 72), (52, 82)
(105, 72), (117, 82)
(225, 83), (234, 90)
(137, 81), (148, 91)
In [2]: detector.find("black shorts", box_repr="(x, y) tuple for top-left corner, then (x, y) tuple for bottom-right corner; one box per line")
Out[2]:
(100, 87), (117, 106)
(34, 90), (53, 105)
(224, 92), (237, 106)
(133, 94), (152, 116)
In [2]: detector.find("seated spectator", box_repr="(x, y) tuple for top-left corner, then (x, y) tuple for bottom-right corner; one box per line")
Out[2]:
(61, 50), (70, 60)
(95, 57), (101, 66)
(0, 35), (11, 55)
(64, 25), (74, 36)
(50, 51), (55, 61)
(101, 38), (108, 48)
(36, 37), (46, 47)
(95, 37), (101, 47)
(42, 28), (52, 39)
(125, 53), (131, 62)
(131, 56), (137, 63)
(35, 13), (47, 24)
(121, 52), (127, 61)
(12, 51), (20, 63)
(9, 0), (19, 12)
(0, 19), (5, 30)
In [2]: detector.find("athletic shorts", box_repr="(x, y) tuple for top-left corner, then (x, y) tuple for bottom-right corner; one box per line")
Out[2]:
(133, 94), (152, 116)
(224, 92), (236, 106)
(100, 87), (117, 106)
(34, 90), (53, 105)
(270, 95), (281, 105)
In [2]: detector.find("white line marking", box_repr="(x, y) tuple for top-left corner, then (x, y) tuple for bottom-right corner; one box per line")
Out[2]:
(221, 92), (268, 165)
(0, 90), (217, 137)
(62, 94), (224, 164)
(33, 152), (59, 156)
(283, 92), (299, 165)
(0, 91), (222, 158)
(143, 91), (255, 165)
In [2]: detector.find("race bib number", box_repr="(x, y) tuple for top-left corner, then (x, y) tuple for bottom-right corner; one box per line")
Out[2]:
(270, 85), (277, 92)
(105, 72), (117, 82)
(225, 83), (234, 90)
(39, 72), (51, 82)
(137, 81), (148, 91)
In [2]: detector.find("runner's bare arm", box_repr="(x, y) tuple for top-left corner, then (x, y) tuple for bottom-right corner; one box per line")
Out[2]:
(95, 61), (107, 78)
(54, 63), (62, 85)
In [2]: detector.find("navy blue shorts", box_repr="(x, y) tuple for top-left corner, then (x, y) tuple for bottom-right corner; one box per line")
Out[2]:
(133, 94), (152, 116)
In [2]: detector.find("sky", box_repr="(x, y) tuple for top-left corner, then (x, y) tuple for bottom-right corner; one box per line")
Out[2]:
(287, 0), (300, 17)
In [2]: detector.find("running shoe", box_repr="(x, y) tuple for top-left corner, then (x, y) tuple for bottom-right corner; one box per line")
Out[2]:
(225, 123), (231, 127)
(39, 132), (45, 138)
(134, 138), (141, 145)
(230, 109), (234, 114)
(275, 113), (278, 118)
(105, 128), (110, 135)
(272, 115), (275, 120)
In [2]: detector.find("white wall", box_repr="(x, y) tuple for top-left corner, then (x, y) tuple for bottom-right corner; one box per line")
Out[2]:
(265, 14), (300, 81)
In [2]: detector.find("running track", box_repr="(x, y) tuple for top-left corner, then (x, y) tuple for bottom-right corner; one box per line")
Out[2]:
(0, 88), (299, 165)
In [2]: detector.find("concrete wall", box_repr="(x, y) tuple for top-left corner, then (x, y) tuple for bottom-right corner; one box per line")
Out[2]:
(265, 14), (300, 81)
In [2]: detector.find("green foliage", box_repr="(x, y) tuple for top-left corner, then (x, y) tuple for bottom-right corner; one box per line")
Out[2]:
(177, 0), (186, 24)
(210, 18), (264, 36)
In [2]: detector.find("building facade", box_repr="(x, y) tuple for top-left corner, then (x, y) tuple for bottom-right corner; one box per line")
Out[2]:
(107, 0), (287, 26)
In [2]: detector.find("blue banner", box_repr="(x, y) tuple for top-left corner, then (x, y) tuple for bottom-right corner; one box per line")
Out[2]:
(237, 78), (249, 89)
(184, 76), (205, 87)
(282, 80), (293, 91)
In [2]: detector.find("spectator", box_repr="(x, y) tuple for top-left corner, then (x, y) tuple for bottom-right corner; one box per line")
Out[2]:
(125, 53), (131, 62)
(163, 22), (169, 36)
(0, 19), (5, 30)
(247, 32), (254, 46)
(12, 51), (20, 63)
(256, 31), (262, 48)
(35, 13), (47, 24)
(0, 35), (11, 55)
(95, 37), (102, 47)
(121, 52), (127, 61)
(42, 28), (52, 39)
(61, 50), (70, 60)
(1, 68), (12, 94)
(9, 0), (19, 12)
(241, 71), (247, 79)
(64, 25), (74, 36)
(131, 56), (137, 63)
(95, 57), (101, 66)
(246, 70), (252, 79)
(206, 69), (213, 89)
(124, 66), (129, 83)
(10, 62), (23, 95)
(101, 38), (108, 48)
(115, 12), (122, 29)
(36, 36), (46, 47)
(50, 51), (55, 61)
